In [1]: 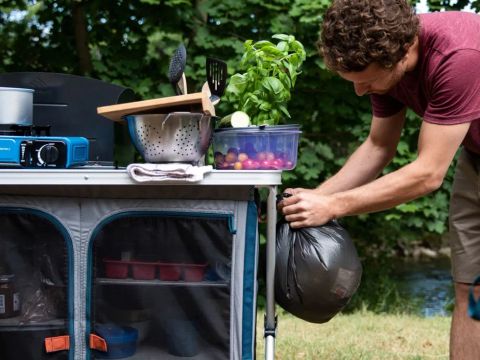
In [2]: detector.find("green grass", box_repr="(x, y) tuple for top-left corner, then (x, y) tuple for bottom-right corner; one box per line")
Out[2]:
(256, 309), (451, 359)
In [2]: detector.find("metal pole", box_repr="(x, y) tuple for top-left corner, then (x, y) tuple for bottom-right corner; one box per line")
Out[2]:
(265, 335), (276, 360)
(264, 185), (277, 360)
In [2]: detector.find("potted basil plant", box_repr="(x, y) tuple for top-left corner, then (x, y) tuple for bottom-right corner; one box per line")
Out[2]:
(221, 33), (306, 127)
(213, 34), (305, 171)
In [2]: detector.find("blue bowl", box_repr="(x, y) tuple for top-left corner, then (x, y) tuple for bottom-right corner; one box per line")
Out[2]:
(94, 324), (138, 359)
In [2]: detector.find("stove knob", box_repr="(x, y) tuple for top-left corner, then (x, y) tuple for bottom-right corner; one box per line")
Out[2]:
(39, 144), (59, 164)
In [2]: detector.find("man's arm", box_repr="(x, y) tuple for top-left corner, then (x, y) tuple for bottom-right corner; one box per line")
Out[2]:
(314, 109), (406, 195)
(281, 120), (470, 228)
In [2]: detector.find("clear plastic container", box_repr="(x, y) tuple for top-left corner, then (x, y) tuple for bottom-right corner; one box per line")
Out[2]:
(212, 124), (301, 170)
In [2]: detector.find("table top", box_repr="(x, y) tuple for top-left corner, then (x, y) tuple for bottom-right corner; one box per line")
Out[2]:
(0, 167), (282, 186)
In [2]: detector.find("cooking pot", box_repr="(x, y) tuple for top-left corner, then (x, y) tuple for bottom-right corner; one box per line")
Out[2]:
(0, 87), (34, 125)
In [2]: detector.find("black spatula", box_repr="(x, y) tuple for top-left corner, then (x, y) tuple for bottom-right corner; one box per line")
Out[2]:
(206, 57), (227, 104)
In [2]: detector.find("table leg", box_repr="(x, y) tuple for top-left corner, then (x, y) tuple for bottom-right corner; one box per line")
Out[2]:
(264, 185), (277, 360)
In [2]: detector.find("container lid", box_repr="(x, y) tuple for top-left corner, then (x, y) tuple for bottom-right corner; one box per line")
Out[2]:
(0, 87), (34, 93)
(214, 124), (301, 134)
(0, 274), (15, 283)
(95, 324), (138, 344)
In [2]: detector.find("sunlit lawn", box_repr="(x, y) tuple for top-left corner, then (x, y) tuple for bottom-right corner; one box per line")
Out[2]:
(256, 309), (451, 359)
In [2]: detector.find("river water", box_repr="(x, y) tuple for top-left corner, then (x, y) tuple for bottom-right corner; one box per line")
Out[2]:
(393, 257), (454, 317)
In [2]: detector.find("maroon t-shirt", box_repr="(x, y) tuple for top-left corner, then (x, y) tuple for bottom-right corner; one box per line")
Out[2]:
(370, 11), (480, 154)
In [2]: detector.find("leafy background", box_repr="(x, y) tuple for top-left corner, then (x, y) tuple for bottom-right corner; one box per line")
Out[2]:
(0, 0), (476, 256)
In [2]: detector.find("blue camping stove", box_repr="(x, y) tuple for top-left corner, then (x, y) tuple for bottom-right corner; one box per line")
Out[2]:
(0, 125), (89, 168)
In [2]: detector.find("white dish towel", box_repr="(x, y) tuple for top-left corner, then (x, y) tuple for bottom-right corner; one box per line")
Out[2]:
(127, 163), (213, 183)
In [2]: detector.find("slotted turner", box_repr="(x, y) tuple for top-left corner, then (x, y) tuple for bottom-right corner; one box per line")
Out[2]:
(206, 57), (227, 105)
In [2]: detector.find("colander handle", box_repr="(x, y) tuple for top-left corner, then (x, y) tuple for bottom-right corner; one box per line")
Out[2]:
(161, 112), (208, 130)
(160, 112), (180, 130)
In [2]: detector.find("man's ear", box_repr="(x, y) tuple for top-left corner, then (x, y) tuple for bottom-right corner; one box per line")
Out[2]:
(404, 36), (418, 55)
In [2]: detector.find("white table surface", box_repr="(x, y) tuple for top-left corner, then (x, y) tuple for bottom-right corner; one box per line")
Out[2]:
(0, 168), (282, 186)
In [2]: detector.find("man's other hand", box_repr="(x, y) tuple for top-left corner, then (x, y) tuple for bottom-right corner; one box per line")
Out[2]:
(278, 188), (335, 228)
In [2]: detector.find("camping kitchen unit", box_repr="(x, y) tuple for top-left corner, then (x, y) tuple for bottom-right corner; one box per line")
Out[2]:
(0, 73), (281, 360)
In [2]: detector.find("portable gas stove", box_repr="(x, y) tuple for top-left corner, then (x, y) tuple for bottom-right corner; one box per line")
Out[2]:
(0, 125), (89, 168)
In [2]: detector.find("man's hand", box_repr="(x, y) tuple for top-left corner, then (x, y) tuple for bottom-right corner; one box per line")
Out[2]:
(278, 188), (336, 228)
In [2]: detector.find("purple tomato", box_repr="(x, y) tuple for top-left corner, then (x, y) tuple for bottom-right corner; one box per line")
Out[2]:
(225, 152), (238, 163)
(242, 159), (254, 170)
(259, 160), (273, 169)
(266, 152), (275, 161)
(214, 152), (225, 165)
(217, 161), (230, 170)
(284, 160), (294, 169)
(251, 160), (260, 170)
(256, 152), (267, 161)
(271, 158), (284, 169)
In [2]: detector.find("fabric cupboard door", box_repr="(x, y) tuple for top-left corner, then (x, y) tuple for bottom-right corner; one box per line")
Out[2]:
(0, 209), (72, 360)
(88, 211), (235, 360)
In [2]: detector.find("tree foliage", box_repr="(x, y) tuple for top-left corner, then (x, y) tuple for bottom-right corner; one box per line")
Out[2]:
(0, 0), (473, 251)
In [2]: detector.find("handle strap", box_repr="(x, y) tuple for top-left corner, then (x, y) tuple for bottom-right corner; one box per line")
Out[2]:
(44, 335), (70, 353)
(90, 334), (108, 352)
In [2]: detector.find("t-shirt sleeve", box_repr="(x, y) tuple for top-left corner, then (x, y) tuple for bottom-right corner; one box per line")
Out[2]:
(423, 49), (480, 124)
(370, 94), (405, 118)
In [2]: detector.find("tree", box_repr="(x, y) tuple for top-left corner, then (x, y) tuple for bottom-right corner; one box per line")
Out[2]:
(0, 0), (464, 251)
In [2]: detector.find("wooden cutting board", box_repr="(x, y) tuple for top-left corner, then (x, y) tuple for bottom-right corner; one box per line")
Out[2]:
(97, 91), (215, 122)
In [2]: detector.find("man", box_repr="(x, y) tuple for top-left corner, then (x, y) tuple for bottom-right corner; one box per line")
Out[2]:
(278, 0), (480, 358)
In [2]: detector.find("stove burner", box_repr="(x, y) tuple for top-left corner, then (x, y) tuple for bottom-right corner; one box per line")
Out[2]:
(0, 124), (51, 136)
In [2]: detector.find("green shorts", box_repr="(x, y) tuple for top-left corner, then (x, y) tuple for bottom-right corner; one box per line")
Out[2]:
(449, 148), (480, 284)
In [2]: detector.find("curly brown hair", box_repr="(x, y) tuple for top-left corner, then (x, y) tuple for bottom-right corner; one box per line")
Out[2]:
(319, 0), (419, 72)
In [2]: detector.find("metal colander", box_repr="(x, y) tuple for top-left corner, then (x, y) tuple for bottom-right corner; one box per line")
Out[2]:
(125, 112), (214, 164)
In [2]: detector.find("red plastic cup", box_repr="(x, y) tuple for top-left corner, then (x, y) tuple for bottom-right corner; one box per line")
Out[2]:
(104, 259), (129, 279)
(131, 261), (157, 280)
(183, 264), (207, 282)
(158, 263), (182, 281)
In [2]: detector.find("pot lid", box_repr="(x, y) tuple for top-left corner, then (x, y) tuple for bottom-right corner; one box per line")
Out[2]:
(0, 87), (34, 93)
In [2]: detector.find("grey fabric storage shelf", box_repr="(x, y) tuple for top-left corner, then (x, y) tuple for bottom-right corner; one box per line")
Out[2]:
(96, 278), (229, 287)
(0, 169), (281, 360)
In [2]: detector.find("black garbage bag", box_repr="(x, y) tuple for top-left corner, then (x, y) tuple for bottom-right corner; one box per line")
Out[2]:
(275, 218), (362, 323)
